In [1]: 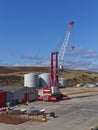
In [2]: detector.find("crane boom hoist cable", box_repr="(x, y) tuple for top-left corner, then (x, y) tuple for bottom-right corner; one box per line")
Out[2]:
(59, 21), (74, 70)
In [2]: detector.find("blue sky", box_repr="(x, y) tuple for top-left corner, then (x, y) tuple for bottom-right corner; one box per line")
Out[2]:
(0, 0), (98, 71)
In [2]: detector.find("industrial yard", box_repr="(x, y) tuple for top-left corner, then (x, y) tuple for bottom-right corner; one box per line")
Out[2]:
(0, 87), (98, 130)
(0, 0), (98, 129)
(0, 18), (97, 130)
(0, 61), (98, 130)
(0, 66), (98, 130)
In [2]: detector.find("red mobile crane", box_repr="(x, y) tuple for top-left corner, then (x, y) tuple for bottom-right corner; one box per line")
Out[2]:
(38, 52), (69, 101)
(38, 21), (74, 102)
(40, 52), (59, 98)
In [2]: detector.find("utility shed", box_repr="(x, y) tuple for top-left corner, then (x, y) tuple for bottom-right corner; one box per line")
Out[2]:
(0, 86), (38, 105)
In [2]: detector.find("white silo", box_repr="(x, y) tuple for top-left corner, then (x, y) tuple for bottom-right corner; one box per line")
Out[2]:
(39, 73), (50, 88)
(58, 78), (67, 87)
(24, 73), (39, 87)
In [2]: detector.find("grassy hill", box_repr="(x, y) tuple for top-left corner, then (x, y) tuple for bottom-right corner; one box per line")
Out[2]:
(0, 66), (98, 87)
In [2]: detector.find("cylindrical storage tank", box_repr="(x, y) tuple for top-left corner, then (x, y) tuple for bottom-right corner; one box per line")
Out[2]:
(39, 73), (50, 88)
(58, 78), (67, 88)
(24, 73), (39, 87)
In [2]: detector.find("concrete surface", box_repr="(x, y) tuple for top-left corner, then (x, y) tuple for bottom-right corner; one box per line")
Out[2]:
(0, 87), (98, 130)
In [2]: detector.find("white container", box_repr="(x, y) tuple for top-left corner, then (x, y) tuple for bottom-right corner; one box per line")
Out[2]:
(58, 78), (67, 87)
(51, 86), (59, 94)
(24, 73), (39, 87)
(39, 73), (50, 88)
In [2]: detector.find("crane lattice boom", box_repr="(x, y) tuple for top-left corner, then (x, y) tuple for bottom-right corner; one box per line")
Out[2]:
(59, 21), (74, 69)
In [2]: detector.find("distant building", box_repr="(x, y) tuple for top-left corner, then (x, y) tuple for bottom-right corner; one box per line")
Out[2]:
(76, 84), (84, 87)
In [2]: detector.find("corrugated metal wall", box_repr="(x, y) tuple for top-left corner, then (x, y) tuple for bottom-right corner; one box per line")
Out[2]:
(28, 87), (38, 101)
(13, 87), (26, 103)
(24, 87), (38, 102)
(12, 87), (38, 103)
(0, 87), (38, 106)
(6, 92), (13, 102)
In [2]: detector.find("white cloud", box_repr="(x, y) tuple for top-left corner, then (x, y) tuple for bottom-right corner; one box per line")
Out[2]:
(82, 50), (98, 59)
(34, 61), (50, 67)
(21, 55), (43, 61)
(58, 48), (98, 72)
(4, 48), (98, 72)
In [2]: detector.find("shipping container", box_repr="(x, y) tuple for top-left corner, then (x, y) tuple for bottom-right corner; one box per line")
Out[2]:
(22, 93), (29, 103)
(0, 92), (6, 107)
(6, 92), (13, 102)
(0, 86), (38, 105)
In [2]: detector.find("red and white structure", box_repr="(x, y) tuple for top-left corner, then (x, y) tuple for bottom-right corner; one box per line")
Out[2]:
(38, 52), (69, 102)
(59, 21), (74, 69)
(37, 21), (74, 102)
(49, 52), (58, 87)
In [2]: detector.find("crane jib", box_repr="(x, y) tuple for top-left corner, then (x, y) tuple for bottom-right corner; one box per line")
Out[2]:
(58, 21), (74, 69)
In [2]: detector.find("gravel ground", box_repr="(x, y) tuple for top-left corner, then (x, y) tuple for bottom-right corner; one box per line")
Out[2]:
(0, 87), (98, 130)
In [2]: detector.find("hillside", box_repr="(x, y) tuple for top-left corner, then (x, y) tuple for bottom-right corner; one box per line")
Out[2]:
(0, 66), (98, 87)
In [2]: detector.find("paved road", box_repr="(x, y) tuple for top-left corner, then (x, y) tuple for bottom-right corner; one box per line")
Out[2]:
(0, 92), (98, 130)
